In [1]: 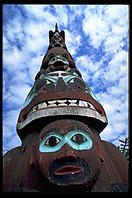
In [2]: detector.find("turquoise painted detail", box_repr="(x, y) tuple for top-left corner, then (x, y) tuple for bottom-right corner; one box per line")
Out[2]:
(40, 74), (57, 84)
(39, 131), (93, 153)
(23, 88), (37, 108)
(64, 75), (76, 83)
(86, 86), (99, 101)
(23, 73), (99, 108)
(73, 72), (79, 76)
(64, 75), (99, 102)
(39, 133), (64, 152)
(66, 131), (93, 150)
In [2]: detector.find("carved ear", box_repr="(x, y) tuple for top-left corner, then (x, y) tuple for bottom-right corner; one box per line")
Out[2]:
(29, 144), (36, 166)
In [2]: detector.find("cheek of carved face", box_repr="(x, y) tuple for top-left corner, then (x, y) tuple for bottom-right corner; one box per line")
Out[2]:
(36, 120), (102, 186)
(36, 152), (57, 179)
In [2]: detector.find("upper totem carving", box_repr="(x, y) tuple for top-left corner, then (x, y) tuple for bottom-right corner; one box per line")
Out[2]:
(17, 24), (108, 140)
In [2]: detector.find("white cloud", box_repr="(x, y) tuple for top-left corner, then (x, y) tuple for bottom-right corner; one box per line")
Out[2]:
(82, 5), (128, 52)
(103, 50), (128, 82)
(53, 5), (68, 27)
(23, 5), (47, 19)
(3, 125), (12, 138)
(3, 82), (31, 107)
(3, 110), (19, 129)
(104, 5), (128, 26)
(83, 15), (108, 48)
(75, 55), (100, 82)
(82, 6), (109, 48)
(3, 47), (24, 72)
(64, 29), (82, 55)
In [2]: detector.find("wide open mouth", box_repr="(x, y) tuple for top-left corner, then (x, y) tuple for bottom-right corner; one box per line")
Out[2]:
(48, 56), (69, 66)
(48, 156), (90, 186)
(17, 90), (108, 137)
(17, 96), (107, 133)
(26, 99), (97, 119)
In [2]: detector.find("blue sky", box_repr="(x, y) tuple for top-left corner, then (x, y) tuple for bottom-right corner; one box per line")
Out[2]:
(2, 4), (129, 154)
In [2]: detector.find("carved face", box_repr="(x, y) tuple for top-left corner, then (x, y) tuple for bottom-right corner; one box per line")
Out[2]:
(23, 70), (98, 108)
(50, 32), (64, 48)
(47, 53), (70, 71)
(41, 47), (76, 70)
(31, 120), (102, 187)
(17, 70), (107, 139)
(49, 30), (66, 49)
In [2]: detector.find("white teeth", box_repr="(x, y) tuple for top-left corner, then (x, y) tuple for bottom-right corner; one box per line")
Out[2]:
(38, 102), (47, 108)
(57, 100), (67, 103)
(27, 99), (96, 118)
(48, 104), (57, 107)
(31, 106), (37, 112)
(68, 100), (77, 104)
(69, 104), (77, 106)
(82, 101), (87, 106)
(79, 100), (87, 107)
(48, 100), (57, 105)
(58, 104), (68, 106)
(88, 102), (96, 110)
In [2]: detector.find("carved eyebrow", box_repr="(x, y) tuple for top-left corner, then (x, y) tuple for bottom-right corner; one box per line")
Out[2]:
(41, 127), (62, 139)
(67, 125), (92, 135)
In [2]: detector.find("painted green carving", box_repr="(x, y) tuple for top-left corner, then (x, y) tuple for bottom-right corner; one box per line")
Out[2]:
(39, 131), (93, 152)
(23, 71), (98, 108)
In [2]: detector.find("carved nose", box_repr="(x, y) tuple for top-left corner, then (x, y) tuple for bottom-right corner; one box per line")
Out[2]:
(56, 77), (66, 91)
(57, 152), (77, 161)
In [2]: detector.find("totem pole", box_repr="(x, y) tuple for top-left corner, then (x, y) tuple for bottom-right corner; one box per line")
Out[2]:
(3, 24), (128, 193)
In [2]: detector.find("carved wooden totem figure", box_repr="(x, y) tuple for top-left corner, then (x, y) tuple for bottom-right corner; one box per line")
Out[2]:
(3, 24), (128, 193)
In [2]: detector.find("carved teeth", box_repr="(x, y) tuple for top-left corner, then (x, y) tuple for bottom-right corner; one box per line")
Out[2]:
(27, 99), (96, 118)
(48, 104), (57, 107)
(68, 100), (77, 104)
(38, 102), (47, 108)
(68, 99), (78, 106)
(48, 100), (57, 104)
(69, 104), (77, 106)
(57, 100), (67, 103)
(79, 100), (87, 107)
(88, 102), (96, 110)
(31, 106), (37, 112)
(48, 100), (58, 107)
(58, 104), (68, 106)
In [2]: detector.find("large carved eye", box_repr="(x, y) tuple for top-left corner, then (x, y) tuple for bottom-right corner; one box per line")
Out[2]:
(45, 136), (61, 146)
(39, 133), (63, 153)
(67, 131), (93, 150)
(62, 53), (68, 59)
(48, 53), (55, 60)
(71, 134), (87, 144)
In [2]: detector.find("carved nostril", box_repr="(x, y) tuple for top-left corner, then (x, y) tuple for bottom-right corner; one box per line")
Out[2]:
(57, 153), (65, 160)
(67, 152), (77, 160)
(57, 152), (77, 160)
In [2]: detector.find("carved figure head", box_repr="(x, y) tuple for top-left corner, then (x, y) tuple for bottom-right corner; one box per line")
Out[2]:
(17, 70), (107, 139)
(48, 23), (66, 49)
(29, 119), (102, 188)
